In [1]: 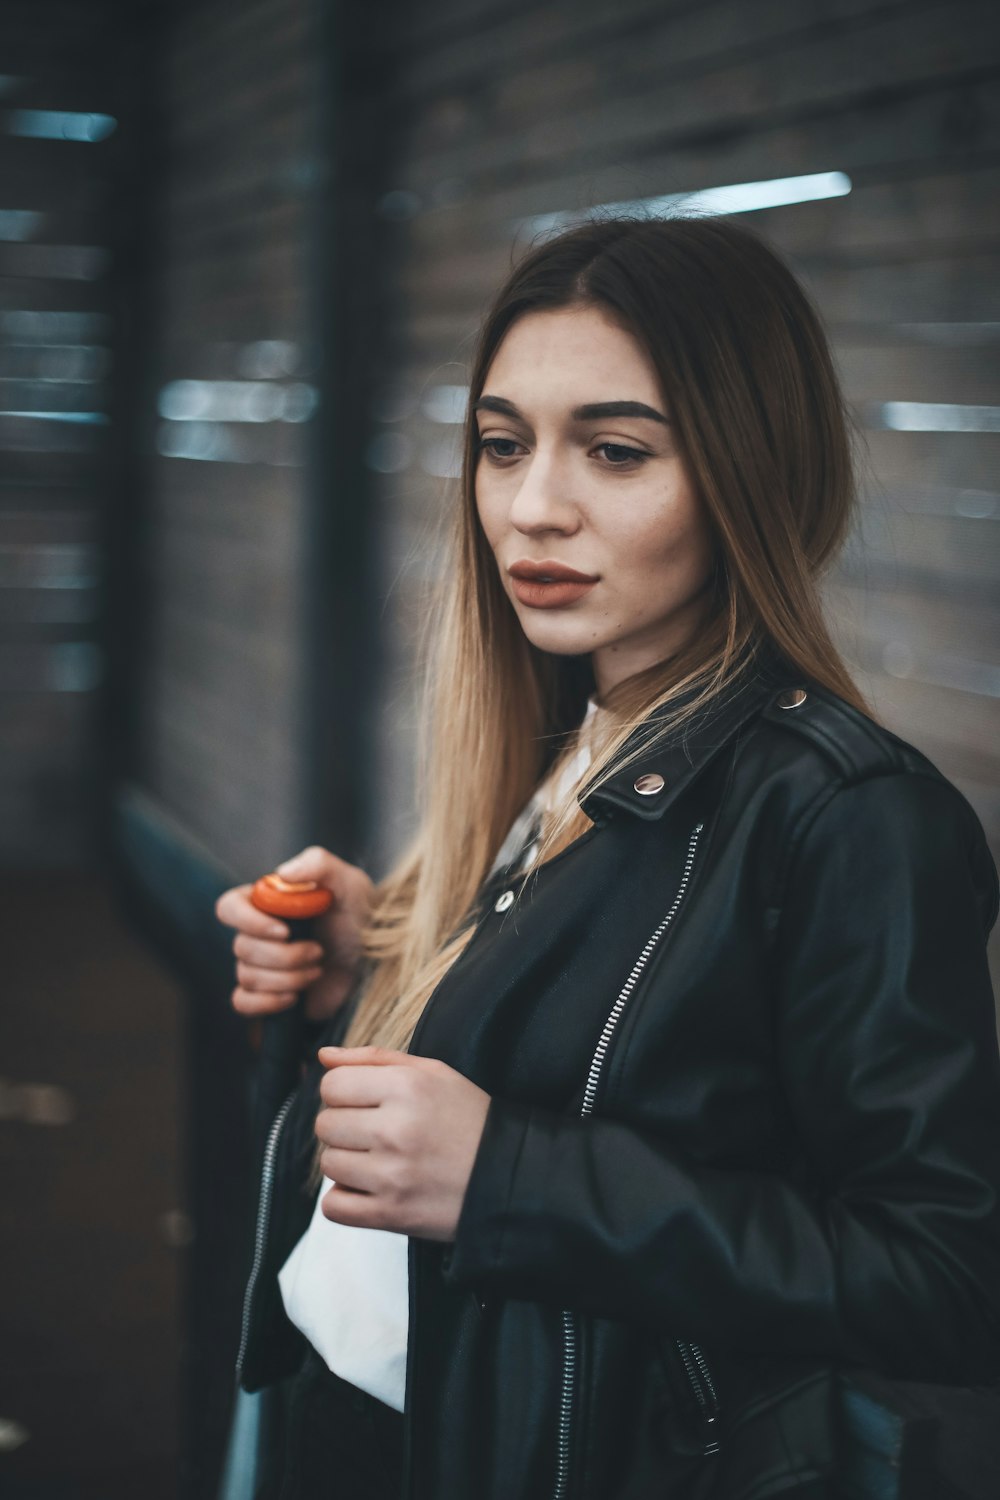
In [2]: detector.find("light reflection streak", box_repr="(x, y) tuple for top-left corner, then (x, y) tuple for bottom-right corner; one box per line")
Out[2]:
(873, 403), (1000, 433)
(518, 171), (852, 238)
(0, 411), (108, 424)
(0, 209), (43, 240)
(157, 379), (317, 423)
(6, 110), (117, 141)
(422, 385), (468, 423)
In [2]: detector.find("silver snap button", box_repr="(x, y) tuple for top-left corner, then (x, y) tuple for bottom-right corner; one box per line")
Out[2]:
(633, 772), (665, 796)
(494, 890), (514, 912)
(776, 688), (808, 710)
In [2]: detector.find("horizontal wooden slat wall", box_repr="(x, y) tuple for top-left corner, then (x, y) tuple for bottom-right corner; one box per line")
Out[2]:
(356, 0), (999, 980)
(137, 0), (323, 879)
(0, 1), (121, 865)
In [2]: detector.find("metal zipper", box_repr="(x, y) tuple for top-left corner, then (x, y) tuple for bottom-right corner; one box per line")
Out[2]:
(553, 822), (712, 1499)
(676, 1339), (721, 1454)
(235, 1087), (298, 1376)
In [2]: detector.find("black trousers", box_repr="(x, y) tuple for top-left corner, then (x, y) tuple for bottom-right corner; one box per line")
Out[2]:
(257, 1343), (405, 1500)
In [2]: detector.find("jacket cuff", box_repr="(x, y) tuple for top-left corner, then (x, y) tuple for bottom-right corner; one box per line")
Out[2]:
(441, 1094), (545, 1287)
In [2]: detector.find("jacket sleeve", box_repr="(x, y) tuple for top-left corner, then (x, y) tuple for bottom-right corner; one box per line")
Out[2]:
(441, 770), (1000, 1379)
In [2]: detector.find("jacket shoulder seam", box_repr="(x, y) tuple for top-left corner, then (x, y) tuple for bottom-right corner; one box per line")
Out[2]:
(758, 687), (904, 782)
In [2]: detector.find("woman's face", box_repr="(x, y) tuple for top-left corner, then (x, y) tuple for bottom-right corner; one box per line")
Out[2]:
(474, 303), (717, 697)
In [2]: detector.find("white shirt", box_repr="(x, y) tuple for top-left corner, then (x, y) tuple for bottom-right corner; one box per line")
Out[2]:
(277, 695), (606, 1412)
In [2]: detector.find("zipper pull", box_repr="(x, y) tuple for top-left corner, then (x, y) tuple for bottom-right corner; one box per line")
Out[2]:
(701, 1413), (720, 1456)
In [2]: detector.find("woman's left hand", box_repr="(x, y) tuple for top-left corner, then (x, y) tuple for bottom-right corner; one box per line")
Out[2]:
(314, 1046), (492, 1241)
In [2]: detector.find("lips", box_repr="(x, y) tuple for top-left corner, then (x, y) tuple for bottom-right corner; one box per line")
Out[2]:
(508, 559), (598, 584)
(507, 559), (599, 609)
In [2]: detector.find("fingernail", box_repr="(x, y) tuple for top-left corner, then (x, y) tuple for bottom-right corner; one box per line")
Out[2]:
(276, 859), (299, 875)
(269, 922), (287, 937)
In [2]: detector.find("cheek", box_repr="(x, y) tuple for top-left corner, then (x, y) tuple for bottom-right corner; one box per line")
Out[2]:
(606, 492), (713, 593)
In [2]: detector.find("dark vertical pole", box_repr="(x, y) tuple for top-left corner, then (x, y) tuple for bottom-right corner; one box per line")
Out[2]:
(300, 0), (398, 873)
(101, 5), (257, 1496)
(99, 0), (164, 840)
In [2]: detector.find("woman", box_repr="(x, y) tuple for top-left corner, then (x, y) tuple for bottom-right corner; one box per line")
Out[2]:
(216, 216), (1000, 1499)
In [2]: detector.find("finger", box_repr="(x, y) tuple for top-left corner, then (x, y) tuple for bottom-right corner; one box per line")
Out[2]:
(274, 845), (351, 893)
(236, 959), (324, 994)
(320, 1183), (390, 1231)
(314, 1105), (377, 1151)
(233, 933), (326, 970)
(215, 884), (289, 940)
(318, 1045), (423, 1069)
(317, 1145), (375, 1193)
(319, 1065), (396, 1107)
(231, 984), (300, 1017)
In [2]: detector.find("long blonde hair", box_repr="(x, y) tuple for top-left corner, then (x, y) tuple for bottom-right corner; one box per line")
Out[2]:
(340, 215), (872, 1055)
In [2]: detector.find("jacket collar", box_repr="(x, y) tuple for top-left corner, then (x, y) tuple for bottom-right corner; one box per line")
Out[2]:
(579, 643), (797, 823)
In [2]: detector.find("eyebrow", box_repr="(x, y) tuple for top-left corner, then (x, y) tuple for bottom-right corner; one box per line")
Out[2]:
(472, 395), (670, 426)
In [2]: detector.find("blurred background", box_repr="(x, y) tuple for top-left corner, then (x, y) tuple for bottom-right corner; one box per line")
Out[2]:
(0, 0), (997, 1494)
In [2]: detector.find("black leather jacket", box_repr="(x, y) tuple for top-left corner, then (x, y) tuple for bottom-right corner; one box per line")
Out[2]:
(237, 649), (1000, 1500)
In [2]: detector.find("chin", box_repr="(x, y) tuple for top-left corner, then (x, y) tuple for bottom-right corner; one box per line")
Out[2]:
(516, 615), (602, 658)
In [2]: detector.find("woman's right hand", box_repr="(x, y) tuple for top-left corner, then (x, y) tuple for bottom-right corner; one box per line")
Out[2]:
(215, 846), (375, 1022)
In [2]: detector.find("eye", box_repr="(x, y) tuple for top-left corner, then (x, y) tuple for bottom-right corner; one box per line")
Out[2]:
(594, 442), (649, 466)
(476, 436), (524, 462)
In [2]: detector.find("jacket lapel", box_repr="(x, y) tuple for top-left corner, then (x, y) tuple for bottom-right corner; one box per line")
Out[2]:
(579, 646), (797, 823)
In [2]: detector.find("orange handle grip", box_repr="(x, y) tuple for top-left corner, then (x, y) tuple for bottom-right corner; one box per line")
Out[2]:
(249, 873), (334, 922)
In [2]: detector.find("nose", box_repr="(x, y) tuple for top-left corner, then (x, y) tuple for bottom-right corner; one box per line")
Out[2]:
(507, 448), (580, 537)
